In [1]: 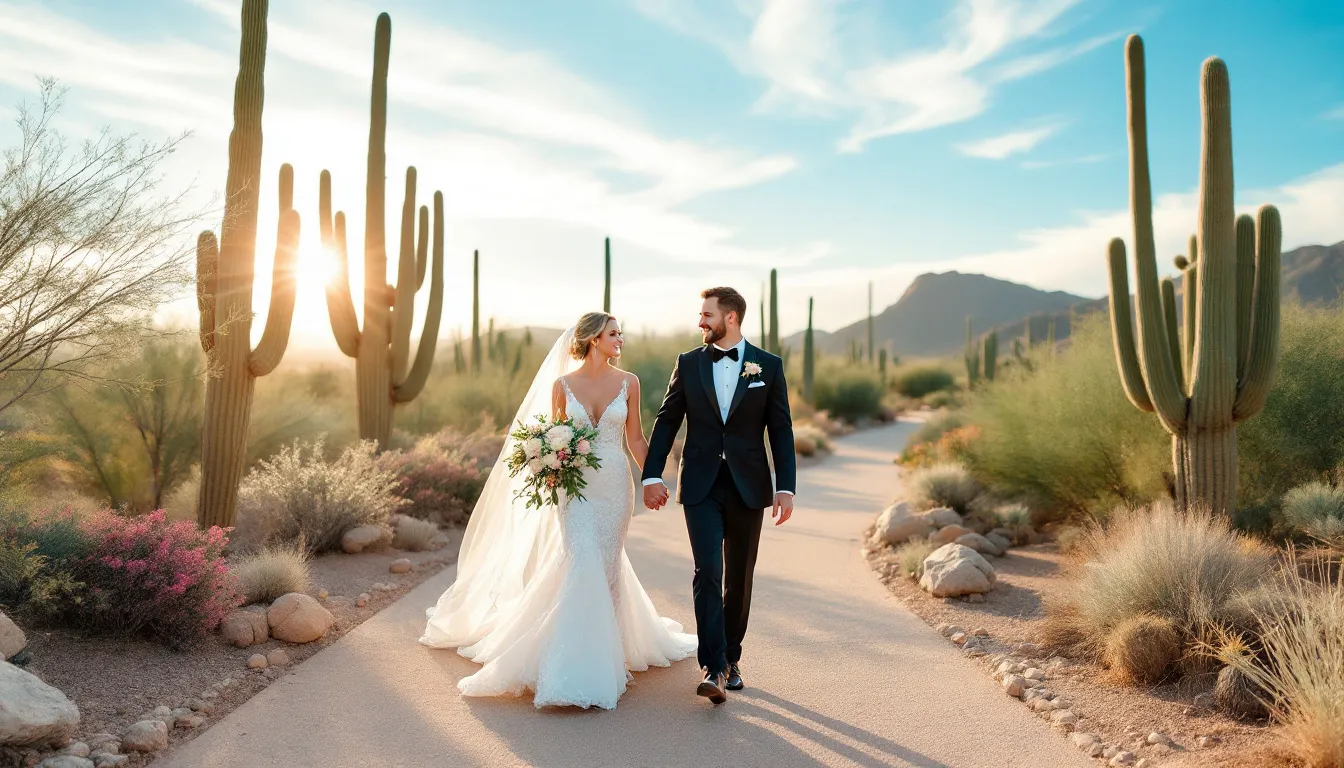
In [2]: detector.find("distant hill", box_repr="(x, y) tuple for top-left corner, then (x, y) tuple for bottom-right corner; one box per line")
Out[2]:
(785, 240), (1344, 361)
(785, 271), (1089, 359)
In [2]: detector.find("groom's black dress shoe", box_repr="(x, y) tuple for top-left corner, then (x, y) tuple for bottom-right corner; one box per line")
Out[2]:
(697, 670), (728, 704)
(726, 663), (744, 691)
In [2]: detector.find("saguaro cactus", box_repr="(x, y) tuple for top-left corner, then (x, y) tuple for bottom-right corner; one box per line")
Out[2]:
(803, 298), (815, 403)
(321, 13), (445, 450)
(759, 293), (766, 348)
(867, 281), (875, 364)
(964, 317), (980, 386)
(1105, 35), (1281, 514)
(196, 0), (300, 529)
(982, 330), (998, 383)
(768, 269), (780, 355)
(603, 237), (611, 314)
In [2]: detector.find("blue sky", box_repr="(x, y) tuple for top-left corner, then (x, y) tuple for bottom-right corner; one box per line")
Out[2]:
(0, 0), (1341, 350)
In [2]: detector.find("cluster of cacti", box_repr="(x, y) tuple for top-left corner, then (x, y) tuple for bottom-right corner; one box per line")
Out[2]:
(195, 0), (300, 529)
(767, 269), (780, 355)
(320, 12), (445, 450)
(802, 298), (815, 403)
(1105, 35), (1281, 515)
(603, 237), (611, 314)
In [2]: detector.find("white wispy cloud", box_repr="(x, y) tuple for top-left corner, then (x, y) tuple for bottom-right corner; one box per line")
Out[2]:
(957, 123), (1063, 159)
(1021, 153), (1107, 170)
(637, 0), (1113, 153)
(1325, 104), (1344, 121)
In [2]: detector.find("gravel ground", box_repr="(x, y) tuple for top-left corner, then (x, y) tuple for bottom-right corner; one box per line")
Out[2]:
(12, 529), (463, 767)
(865, 539), (1297, 768)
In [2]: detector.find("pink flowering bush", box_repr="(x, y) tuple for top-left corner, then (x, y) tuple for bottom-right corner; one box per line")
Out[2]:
(25, 508), (242, 647)
(377, 427), (500, 527)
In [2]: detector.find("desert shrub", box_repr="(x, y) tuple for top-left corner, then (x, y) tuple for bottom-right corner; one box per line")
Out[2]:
(0, 539), (45, 611)
(1281, 481), (1344, 541)
(162, 466), (200, 522)
(893, 366), (956, 399)
(18, 509), (241, 646)
(895, 540), (937, 580)
(906, 462), (979, 514)
(391, 516), (441, 552)
(793, 424), (831, 458)
(989, 502), (1035, 544)
(376, 427), (496, 528)
(1239, 303), (1344, 510)
(956, 314), (1169, 523)
(231, 542), (311, 604)
(1043, 503), (1274, 668)
(234, 439), (407, 555)
(1104, 614), (1182, 684)
(814, 366), (883, 424)
(923, 389), (961, 410)
(902, 412), (966, 458)
(1214, 560), (1344, 767)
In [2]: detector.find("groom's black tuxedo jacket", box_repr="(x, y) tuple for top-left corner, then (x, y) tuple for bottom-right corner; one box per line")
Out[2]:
(642, 342), (796, 510)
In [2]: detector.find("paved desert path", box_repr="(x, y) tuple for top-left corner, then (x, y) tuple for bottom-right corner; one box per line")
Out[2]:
(155, 422), (1089, 768)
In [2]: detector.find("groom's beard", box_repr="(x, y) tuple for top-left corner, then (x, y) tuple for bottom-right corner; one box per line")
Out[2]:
(700, 322), (726, 346)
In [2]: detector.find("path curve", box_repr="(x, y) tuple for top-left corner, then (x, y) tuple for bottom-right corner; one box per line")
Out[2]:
(154, 422), (1090, 768)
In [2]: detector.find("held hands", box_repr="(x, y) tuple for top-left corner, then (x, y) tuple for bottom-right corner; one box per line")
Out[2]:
(772, 492), (794, 526)
(643, 482), (670, 510)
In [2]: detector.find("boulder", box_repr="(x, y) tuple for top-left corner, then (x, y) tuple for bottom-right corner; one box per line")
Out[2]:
(39, 757), (92, 768)
(389, 559), (412, 575)
(955, 532), (1003, 557)
(219, 607), (269, 648)
(266, 649), (290, 667)
(0, 613), (26, 660)
(247, 654), (267, 670)
(1001, 675), (1025, 697)
(931, 524), (973, 545)
(872, 501), (934, 545)
(341, 525), (391, 554)
(92, 756), (128, 768)
(922, 507), (962, 528)
(267, 593), (334, 644)
(918, 544), (996, 597)
(120, 721), (168, 753)
(0, 662), (80, 747)
(986, 532), (1013, 552)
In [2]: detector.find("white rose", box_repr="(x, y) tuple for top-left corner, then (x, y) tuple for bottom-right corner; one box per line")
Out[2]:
(543, 453), (562, 469)
(527, 458), (543, 473)
(545, 425), (573, 450)
(523, 438), (543, 458)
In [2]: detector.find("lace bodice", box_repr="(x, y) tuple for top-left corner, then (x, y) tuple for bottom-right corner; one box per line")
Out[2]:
(560, 376), (628, 451)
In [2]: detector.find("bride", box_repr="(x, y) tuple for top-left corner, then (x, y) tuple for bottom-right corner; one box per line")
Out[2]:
(420, 311), (697, 709)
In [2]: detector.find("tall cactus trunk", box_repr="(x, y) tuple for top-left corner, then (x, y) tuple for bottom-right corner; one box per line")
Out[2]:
(768, 269), (779, 355)
(759, 294), (766, 348)
(803, 297), (815, 403)
(866, 281), (874, 364)
(603, 237), (611, 314)
(197, 0), (299, 529)
(471, 250), (481, 372)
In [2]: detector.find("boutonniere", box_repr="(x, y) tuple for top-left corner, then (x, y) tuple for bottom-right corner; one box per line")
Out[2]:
(741, 361), (763, 379)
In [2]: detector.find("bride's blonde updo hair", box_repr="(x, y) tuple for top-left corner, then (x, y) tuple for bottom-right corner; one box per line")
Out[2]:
(571, 311), (614, 360)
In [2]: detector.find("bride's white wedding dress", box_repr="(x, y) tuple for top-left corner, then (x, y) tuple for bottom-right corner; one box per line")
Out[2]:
(420, 331), (696, 710)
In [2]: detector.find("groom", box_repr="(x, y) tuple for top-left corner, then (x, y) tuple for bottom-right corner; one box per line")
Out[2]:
(642, 286), (796, 705)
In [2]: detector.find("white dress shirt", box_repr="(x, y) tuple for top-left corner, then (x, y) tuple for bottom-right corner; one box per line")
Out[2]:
(644, 337), (792, 497)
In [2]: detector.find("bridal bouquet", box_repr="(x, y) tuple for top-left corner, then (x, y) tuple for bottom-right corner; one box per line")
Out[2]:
(505, 416), (603, 509)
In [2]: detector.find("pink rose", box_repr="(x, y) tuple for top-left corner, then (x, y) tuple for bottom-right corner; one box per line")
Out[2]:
(557, 449), (568, 461)
(576, 439), (591, 455)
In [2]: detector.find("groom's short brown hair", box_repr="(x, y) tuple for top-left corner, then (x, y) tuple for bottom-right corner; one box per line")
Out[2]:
(701, 286), (747, 325)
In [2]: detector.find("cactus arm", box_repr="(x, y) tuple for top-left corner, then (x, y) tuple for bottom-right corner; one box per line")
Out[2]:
(1234, 213), (1255, 381)
(391, 167), (417, 383)
(395, 191), (445, 404)
(249, 207), (300, 376)
(415, 204), (428, 290)
(1187, 57), (1238, 431)
(1160, 276), (1185, 394)
(1124, 35), (1187, 433)
(196, 231), (219, 355)
(1106, 238), (1155, 412)
(1234, 205), (1282, 420)
(320, 170), (361, 358)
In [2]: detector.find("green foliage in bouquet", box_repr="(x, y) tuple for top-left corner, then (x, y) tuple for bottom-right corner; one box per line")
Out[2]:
(506, 416), (603, 509)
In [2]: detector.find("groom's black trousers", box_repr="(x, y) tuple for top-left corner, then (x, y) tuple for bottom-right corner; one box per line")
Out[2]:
(683, 460), (764, 676)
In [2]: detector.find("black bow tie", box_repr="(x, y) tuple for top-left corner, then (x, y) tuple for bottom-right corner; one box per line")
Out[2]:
(709, 346), (739, 363)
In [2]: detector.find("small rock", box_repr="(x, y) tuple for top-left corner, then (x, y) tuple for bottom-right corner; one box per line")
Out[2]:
(939, 624), (965, 638)
(1023, 667), (1045, 681)
(61, 743), (90, 758)
(201, 690), (219, 700)
(248, 654), (268, 669)
(1135, 761), (1148, 768)
(1086, 743), (1104, 758)
(1103, 745), (1120, 759)
(970, 627), (989, 637)
(966, 593), (986, 603)
(182, 698), (213, 715)
(955, 532), (1004, 557)
(389, 558), (412, 574)
(1071, 733), (1100, 749)
(964, 646), (987, 658)
(174, 715), (204, 729)
(262, 667), (280, 680)
(1045, 656), (1072, 669)
(267, 593), (335, 644)
(922, 507), (963, 527)
(1001, 674), (1025, 698)
(120, 721), (168, 753)
(1013, 643), (1040, 656)
(1110, 751), (1136, 766)
(39, 757), (93, 768)
(219, 607), (269, 648)
(1197, 736), (1220, 748)
(950, 631), (968, 646)
(266, 648), (290, 667)
(85, 735), (117, 752)
(356, 594), (370, 608)
(1148, 744), (1173, 757)
(0, 612), (27, 660)
(341, 524), (391, 554)
(1146, 732), (1170, 746)
(317, 589), (329, 600)
(994, 660), (1016, 678)
(92, 757), (128, 768)
(873, 501), (936, 545)
(931, 524), (973, 545)
(1031, 697), (1056, 713)
(1050, 710), (1078, 728)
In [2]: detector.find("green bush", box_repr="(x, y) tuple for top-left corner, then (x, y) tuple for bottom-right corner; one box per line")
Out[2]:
(895, 540), (937, 580)
(814, 366), (884, 423)
(232, 542), (311, 604)
(906, 462), (979, 514)
(955, 314), (1169, 523)
(901, 412), (967, 459)
(1281, 481), (1344, 541)
(1239, 303), (1344, 511)
(893, 366), (956, 399)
